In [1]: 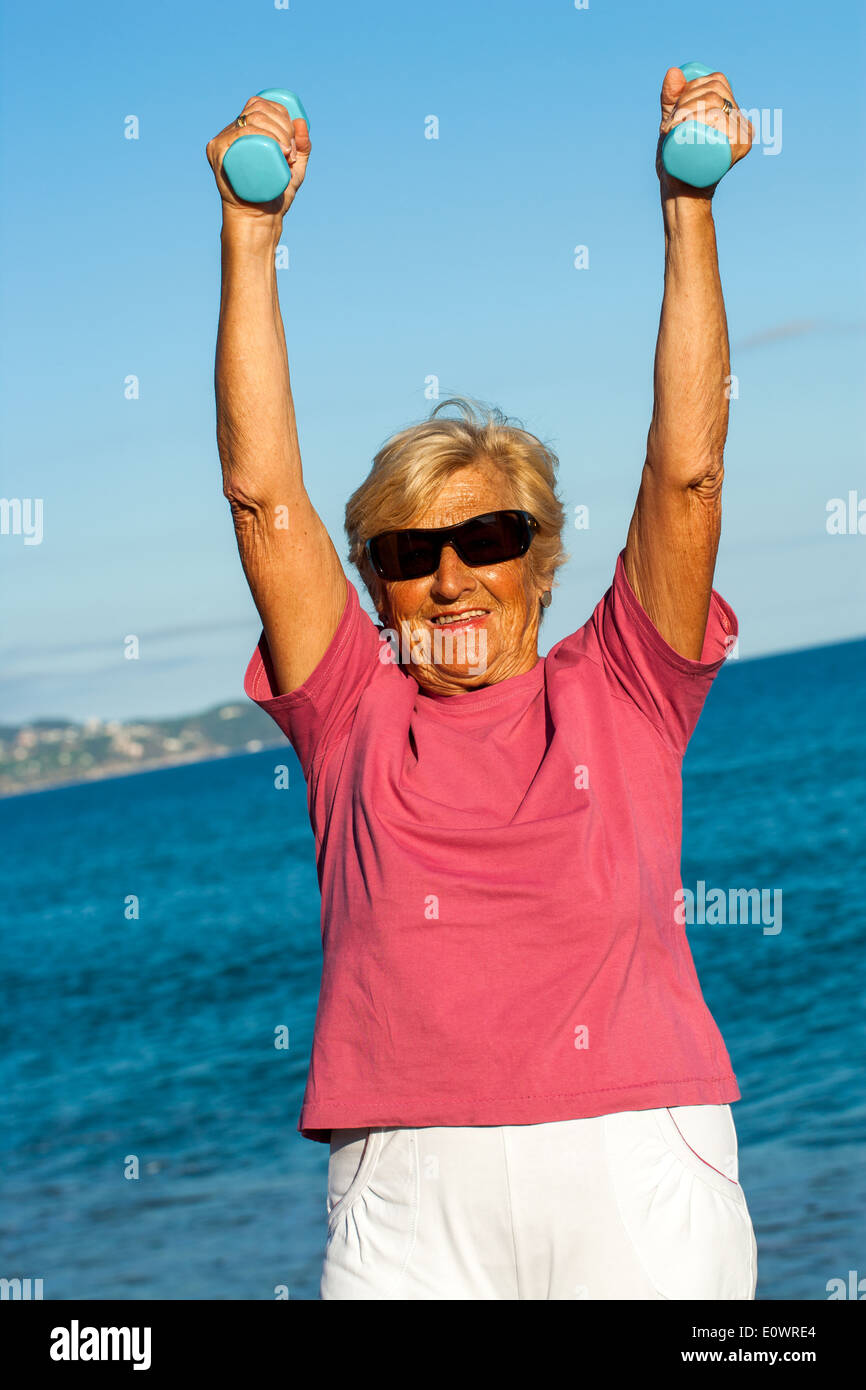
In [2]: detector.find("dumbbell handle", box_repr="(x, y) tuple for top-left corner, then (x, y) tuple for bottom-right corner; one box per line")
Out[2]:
(221, 89), (310, 205)
(661, 62), (733, 189)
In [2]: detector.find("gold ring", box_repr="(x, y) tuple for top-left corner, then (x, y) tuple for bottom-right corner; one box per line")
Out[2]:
(235, 113), (247, 128)
(722, 99), (733, 116)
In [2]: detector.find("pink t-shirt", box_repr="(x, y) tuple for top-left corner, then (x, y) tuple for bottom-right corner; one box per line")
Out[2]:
(244, 550), (740, 1142)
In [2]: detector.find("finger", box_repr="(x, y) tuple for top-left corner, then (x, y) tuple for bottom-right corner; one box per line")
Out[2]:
(290, 115), (312, 152)
(284, 120), (310, 172)
(662, 91), (737, 135)
(227, 100), (289, 156)
(660, 65), (687, 122)
(244, 96), (304, 149)
(242, 100), (311, 162)
(234, 113), (294, 158)
(673, 73), (736, 106)
(667, 92), (730, 120)
(246, 96), (296, 128)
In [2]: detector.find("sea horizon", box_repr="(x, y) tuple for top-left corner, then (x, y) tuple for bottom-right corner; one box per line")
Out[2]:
(3, 630), (863, 801)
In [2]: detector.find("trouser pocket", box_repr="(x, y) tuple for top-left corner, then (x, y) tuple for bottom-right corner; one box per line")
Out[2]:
(603, 1105), (757, 1300)
(321, 1128), (419, 1299)
(327, 1128), (381, 1233)
(660, 1104), (743, 1193)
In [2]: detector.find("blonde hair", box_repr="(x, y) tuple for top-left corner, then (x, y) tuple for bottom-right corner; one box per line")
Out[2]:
(345, 396), (568, 617)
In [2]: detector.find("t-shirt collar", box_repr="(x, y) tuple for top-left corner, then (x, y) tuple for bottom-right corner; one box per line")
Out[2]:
(411, 656), (545, 708)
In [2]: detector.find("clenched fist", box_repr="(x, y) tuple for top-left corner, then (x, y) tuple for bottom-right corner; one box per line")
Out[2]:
(206, 94), (312, 225)
(656, 67), (753, 197)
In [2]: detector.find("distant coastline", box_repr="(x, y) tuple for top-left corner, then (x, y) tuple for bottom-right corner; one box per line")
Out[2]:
(0, 702), (285, 799)
(5, 633), (863, 798)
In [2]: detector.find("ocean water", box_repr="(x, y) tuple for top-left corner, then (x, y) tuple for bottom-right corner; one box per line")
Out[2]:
(2, 638), (864, 1301)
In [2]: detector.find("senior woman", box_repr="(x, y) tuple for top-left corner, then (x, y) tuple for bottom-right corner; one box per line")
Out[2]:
(207, 66), (756, 1301)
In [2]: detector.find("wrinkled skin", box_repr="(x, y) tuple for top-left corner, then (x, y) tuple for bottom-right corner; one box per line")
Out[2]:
(380, 462), (547, 696)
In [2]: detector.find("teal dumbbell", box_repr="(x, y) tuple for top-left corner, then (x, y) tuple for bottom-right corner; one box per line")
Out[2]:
(222, 88), (310, 204)
(661, 62), (733, 188)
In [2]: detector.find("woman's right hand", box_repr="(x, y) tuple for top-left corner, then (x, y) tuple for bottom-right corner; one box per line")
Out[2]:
(206, 95), (312, 228)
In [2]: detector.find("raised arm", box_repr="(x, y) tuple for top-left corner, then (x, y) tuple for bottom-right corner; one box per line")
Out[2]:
(206, 96), (346, 695)
(624, 67), (753, 660)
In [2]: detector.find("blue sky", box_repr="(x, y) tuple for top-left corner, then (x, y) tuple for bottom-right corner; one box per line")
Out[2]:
(1, 0), (864, 723)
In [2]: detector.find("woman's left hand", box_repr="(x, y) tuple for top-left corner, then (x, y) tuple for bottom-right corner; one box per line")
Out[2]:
(656, 66), (754, 197)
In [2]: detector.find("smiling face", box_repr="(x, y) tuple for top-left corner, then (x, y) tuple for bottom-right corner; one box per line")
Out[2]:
(380, 460), (547, 695)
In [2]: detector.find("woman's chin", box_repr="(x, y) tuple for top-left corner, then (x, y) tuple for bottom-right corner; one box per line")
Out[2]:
(415, 663), (491, 693)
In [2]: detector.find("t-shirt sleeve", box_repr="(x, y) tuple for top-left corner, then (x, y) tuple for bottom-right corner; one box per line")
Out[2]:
(584, 548), (738, 757)
(243, 574), (383, 778)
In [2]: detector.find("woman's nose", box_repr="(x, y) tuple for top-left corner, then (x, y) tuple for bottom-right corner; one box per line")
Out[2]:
(431, 543), (474, 595)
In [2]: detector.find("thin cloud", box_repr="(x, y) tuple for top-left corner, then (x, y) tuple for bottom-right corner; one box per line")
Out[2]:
(0, 616), (255, 665)
(0, 654), (193, 691)
(735, 318), (866, 351)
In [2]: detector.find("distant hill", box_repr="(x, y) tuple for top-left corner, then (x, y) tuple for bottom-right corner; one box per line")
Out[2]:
(0, 702), (287, 797)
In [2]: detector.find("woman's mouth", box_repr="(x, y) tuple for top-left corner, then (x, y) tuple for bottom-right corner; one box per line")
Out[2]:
(427, 609), (489, 633)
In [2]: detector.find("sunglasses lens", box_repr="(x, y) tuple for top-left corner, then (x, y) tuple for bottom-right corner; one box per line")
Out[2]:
(458, 512), (528, 565)
(371, 531), (438, 581)
(369, 511), (534, 581)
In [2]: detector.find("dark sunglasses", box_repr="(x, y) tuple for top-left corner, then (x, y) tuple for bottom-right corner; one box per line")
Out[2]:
(366, 509), (539, 582)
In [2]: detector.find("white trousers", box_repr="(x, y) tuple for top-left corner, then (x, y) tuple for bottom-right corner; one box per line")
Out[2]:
(320, 1104), (758, 1300)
